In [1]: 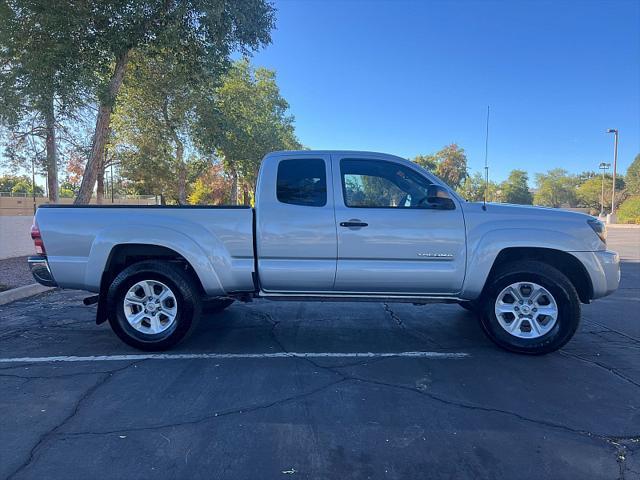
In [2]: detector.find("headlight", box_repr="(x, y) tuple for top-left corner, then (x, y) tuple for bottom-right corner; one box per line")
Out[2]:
(587, 219), (607, 244)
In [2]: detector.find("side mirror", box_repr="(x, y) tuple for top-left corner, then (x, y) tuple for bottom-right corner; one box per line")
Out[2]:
(425, 185), (455, 210)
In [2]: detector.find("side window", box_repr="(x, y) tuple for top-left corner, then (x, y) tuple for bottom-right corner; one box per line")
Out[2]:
(277, 159), (327, 207)
(341, 159), (433, 208)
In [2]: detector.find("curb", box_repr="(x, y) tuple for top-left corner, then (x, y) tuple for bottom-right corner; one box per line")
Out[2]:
(0, 284), (54, 306)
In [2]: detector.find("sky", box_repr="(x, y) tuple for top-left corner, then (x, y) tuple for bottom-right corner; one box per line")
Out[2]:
(250, 0), (640, 182)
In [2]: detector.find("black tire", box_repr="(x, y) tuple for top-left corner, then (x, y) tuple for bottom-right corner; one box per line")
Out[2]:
(106, 260), (202, 351)
(203, 298), (234, 314)
(478, 260), (580, 355)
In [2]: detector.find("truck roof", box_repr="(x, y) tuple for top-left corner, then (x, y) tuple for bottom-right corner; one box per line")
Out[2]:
(266, 150), (407, 159)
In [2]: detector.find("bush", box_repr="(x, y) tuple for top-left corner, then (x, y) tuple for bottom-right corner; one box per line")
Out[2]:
(618, 196), (640, 224)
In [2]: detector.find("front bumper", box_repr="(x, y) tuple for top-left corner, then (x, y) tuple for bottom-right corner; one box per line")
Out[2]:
(570, 250), (620, 300)
(28, 256), (57, 287)
(594, 250), (621, 298)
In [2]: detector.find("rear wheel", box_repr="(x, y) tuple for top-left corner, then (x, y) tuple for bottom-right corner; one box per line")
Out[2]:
(478, 261), (580, 355)
(106, 261), (202, 351)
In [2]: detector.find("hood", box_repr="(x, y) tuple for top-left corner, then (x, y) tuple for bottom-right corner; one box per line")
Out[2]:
(462, 201), (593, 222)
(460, 201), (604, 252)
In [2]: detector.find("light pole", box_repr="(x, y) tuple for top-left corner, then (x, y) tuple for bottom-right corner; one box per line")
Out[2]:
(606, 128), (619, 221)
(598, 162), (610, 217)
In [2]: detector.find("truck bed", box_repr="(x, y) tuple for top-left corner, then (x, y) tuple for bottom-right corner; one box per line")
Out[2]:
(34, 204), (256, 295)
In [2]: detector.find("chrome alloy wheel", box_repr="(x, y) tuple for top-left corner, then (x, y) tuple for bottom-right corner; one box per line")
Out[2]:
(123, 280), (178, 335)
(494, 282), (558, 339)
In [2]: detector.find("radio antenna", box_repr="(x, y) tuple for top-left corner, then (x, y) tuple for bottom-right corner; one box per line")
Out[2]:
(483, 105), (490, 211)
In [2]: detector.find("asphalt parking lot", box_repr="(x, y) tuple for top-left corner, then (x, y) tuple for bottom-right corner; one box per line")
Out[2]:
(1, 229), (639, 480)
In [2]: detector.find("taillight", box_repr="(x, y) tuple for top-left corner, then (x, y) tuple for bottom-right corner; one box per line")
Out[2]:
(31, 221), (46, 255)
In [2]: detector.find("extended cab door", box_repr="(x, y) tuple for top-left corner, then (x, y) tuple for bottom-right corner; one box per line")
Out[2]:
(255, 153), (337, 292)
(332, 154), (466, 295)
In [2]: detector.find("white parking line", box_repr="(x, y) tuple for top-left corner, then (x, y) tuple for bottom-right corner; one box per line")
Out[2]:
(0, 351), (469, 363)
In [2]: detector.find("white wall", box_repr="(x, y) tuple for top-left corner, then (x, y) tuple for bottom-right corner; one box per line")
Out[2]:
(0, 216), (35, 259)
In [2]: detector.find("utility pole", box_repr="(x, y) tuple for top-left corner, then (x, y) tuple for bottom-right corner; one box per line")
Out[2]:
(606, 129), (619, 222)
(598, 162), (610, 217)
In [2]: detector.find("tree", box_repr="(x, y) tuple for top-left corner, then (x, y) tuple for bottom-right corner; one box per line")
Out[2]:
(198, 59), (301, 204)
(533, 169), (578, 208)
(188, 163), (232, 205)
(626, 154), (640, 195)
(111, 51), (213, 204)
(412, 144), (468, 189)
(0, 175), (44, 195)
(74, 0), (275, 204)
(618, 196), (640, 224)
(500, 170), (533, 205)
(413, 154), (438, 172)
(576, 175), (626, 214)
(0, 0), (92, 202)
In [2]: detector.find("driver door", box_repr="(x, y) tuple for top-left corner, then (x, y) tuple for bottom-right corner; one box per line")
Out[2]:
(332, 154), (466, 295)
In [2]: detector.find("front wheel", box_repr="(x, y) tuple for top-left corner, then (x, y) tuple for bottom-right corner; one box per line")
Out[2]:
(106, 261), (202, 351)
(478, 261), (580, 355)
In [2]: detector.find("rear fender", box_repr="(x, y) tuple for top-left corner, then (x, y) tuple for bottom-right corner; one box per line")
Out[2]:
(85, 224), (226, 295)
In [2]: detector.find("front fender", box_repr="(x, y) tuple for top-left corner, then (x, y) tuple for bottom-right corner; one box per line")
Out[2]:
(460, 227), (589, 299)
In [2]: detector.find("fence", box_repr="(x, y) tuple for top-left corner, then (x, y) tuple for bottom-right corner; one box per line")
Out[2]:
(0, 193), (159, 216)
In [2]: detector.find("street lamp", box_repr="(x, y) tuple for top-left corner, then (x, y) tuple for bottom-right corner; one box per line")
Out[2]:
(606, 128), (619, 222)
(598, 162), (610, 217)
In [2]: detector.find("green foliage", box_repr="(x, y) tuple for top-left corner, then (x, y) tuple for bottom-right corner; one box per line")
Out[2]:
(500, 170), (533, 205)
(626, 154), (640, 195)
(111, 50), (213, 203)
(188, 178), (214, 205)
(0, 174), (41, 194)
(187, 163), (231, 205)
(412, 144), (468, 189)
(0, 0), (95, 201)
(0, 175), (22, 192)
(412, 154), (438, 172)
(618, 196), (640, 224)
(0, 0), (90, 123)
(198, 59), (301, 203)
(457, 172), (499, 202)
(576, 175), (626, 213)
(1, 175), (44, 195)
(533, 169), (578, 208)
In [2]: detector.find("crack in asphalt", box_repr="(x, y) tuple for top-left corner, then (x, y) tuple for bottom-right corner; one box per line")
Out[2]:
(0, 368), (135, 381)
(339, 373), (639, 480)
(559, 351), (640, 389)
(383, 303), (444, 349)
(5, 361), (139, 480)
(57, 377), (348, 440)
(584, 319), (640, 345)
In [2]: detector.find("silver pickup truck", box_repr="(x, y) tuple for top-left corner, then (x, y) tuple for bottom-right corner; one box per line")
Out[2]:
(29, 150), (620, 354)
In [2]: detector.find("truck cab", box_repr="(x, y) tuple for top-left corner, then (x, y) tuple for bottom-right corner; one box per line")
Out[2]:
(255, 151), (466, 296)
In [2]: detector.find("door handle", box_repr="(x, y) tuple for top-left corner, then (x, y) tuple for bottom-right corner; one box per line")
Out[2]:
(340, 221), (368, 228)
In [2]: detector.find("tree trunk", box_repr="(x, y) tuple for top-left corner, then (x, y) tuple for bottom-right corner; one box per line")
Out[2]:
(176, 140), (186, 205)
(96, 162), (105, 205)
(44, 100), (59, 203)
(242, 184), (250, 206)
(229, 168), (238, 206)
(75, 51), (129, 204)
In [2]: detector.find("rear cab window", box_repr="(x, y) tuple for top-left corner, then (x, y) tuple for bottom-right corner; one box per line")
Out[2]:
(276, 159), (327, 207)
